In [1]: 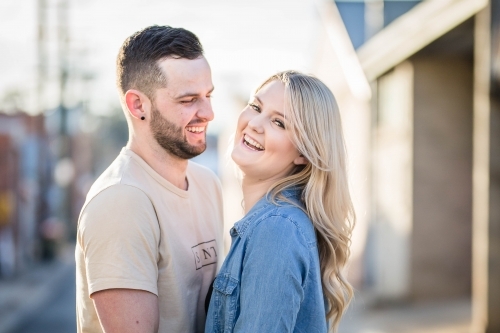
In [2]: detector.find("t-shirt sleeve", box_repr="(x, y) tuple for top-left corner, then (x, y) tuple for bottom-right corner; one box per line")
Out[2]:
(77, 184), (160, 297)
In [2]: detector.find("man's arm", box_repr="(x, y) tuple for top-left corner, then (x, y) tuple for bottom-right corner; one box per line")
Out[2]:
(78, 185), (161, 332)
(92, 289), (159, 333)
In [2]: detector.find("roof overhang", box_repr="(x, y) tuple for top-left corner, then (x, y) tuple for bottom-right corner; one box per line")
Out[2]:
(357, 0), (488, 81)
(315, 0), (372, 101)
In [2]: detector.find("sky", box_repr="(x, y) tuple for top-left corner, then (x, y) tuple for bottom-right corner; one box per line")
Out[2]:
(0, 0), (320, 134)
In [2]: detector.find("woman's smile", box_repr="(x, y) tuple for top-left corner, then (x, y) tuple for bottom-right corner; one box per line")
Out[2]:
(242, 134), (264, 151)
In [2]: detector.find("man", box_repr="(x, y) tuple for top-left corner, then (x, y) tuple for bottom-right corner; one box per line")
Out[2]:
(76, 26), (224, 333)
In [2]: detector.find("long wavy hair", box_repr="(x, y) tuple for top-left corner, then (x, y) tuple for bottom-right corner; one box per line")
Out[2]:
(257, 71), (355, 331)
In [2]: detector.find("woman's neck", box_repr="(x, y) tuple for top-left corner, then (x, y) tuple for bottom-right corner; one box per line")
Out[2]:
(241, 177), (277, 214)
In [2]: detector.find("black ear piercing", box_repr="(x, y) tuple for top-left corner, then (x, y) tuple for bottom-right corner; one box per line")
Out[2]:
(141, 116), (145, 120)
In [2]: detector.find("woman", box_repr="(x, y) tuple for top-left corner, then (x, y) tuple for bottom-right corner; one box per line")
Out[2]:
(205, 71), (355, 333)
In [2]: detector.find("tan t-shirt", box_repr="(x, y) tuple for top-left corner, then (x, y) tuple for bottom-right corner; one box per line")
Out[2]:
(76, 148), (224, 333)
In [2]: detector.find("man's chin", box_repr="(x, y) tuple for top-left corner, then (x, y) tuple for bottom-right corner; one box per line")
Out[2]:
(187, 139), (207, 151)
(179, 143), (207, 160)
(188, 145), (207, 158)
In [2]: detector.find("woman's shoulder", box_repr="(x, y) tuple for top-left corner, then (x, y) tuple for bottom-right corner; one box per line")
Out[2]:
(249, 200), (317, 249)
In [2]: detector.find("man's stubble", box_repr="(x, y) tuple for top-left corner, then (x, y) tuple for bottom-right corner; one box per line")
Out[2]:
(150, 104), (207, 160)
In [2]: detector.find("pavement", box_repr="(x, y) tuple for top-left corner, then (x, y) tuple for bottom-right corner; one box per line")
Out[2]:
(0, 243), (75, 333)
(0, 243), (472, 333)
(339, 292), (472, 333)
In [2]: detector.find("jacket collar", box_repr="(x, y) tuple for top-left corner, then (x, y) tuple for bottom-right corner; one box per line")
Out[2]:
(231, 188), (303, 237)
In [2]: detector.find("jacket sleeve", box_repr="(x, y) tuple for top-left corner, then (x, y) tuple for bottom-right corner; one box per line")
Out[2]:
(234, 215), (311, 333)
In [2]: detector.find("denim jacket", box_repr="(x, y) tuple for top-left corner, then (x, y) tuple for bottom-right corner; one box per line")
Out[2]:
(205, 190), (327, 333)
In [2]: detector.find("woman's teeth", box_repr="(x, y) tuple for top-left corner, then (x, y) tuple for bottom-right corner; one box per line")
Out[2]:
(243, 135), (264, 151)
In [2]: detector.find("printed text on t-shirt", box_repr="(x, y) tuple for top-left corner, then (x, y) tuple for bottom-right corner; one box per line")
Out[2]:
(191, 240), (217, 270)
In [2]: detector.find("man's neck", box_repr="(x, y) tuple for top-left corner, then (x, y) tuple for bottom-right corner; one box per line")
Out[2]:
(127, 139), (189, 190)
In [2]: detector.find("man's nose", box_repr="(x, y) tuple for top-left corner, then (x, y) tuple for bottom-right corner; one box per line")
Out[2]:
(197, 97), (214, 122)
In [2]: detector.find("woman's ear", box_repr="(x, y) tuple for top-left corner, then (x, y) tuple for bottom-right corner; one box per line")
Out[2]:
(294, 154), (308, 166)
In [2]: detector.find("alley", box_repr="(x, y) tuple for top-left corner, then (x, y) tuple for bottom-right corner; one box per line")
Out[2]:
(0, 243), (76, 333)
(12, 265), (76, 333)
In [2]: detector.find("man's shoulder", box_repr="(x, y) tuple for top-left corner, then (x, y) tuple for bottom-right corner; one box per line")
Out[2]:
(188, 160), (217, 178)
(87, 151), (129, 191)
(87, 149), (156, 196)
(187, 161), (221, 189)
(80, 151), (154, 218)
(89, 183), (149, 203)
(80, 184), (152, 221)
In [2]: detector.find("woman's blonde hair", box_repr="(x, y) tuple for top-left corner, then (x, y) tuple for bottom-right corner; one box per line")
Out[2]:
(257, 70), (355, 331)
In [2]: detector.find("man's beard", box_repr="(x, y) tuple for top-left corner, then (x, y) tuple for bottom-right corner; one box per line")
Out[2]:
(150, 104), (207, 159)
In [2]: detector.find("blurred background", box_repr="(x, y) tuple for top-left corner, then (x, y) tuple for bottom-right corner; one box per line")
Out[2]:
(0, 0), (499, 332)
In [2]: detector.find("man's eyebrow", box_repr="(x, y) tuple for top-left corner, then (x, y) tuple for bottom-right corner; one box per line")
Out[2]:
(174, 86), (215, 100)
(254, 95), (285, 118)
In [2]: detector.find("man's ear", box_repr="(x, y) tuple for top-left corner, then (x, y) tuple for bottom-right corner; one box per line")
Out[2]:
(125, 89), (150, 120)
(294, 154), (308, 166)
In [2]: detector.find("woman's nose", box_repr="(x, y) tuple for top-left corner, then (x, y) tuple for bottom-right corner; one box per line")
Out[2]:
(247, 115), (264, 134)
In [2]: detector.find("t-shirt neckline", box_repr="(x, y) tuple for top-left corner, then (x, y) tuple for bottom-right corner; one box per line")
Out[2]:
(122, 147), (190, 198)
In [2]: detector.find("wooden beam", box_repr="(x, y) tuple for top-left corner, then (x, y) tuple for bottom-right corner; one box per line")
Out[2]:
(485, 0), (500, 329)
(358, 0), (488, 81)
(472, 1), (500, 332)
(472, 3), (491, 332)
(315, 0), (372, 101)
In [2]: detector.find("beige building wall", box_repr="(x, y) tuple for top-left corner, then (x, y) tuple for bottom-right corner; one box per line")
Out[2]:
(368, 55), (474, 302)
(370, 62), (414, 299)
(411, 55), (473, 300)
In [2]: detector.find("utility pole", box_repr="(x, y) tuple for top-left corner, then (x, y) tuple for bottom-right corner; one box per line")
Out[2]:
(58, 0), (69, 137)
(37, 0), (47, 113)
(56, 0), (74, 232)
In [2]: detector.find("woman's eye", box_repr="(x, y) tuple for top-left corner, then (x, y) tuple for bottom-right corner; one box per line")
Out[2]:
(249, 103), (261, 112)
(273, 119), (285, 128)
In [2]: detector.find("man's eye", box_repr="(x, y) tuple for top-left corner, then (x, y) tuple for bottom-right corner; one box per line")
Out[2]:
(181, 98), (196, 104)
(249, 103), (261, 112)
(273, 119), (285, 129)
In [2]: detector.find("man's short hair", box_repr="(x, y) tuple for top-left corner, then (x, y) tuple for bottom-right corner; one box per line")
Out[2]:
(116, 25), (204, 100)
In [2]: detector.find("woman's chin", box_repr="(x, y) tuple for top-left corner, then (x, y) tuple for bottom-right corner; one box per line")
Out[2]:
(230, 150), (247, 168)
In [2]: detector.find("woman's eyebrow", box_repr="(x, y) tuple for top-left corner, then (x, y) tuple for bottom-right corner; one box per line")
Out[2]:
(273, 110), (285, 118)
(254, 95), (285, 117)
(254, 96), (263, 105)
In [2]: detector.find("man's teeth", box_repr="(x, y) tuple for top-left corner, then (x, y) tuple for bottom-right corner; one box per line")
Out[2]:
(244, 135), (264, 150)
(186, 127), (204, 133)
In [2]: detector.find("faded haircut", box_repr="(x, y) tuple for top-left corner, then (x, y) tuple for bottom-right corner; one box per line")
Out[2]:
(116, 25), (203, 100)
